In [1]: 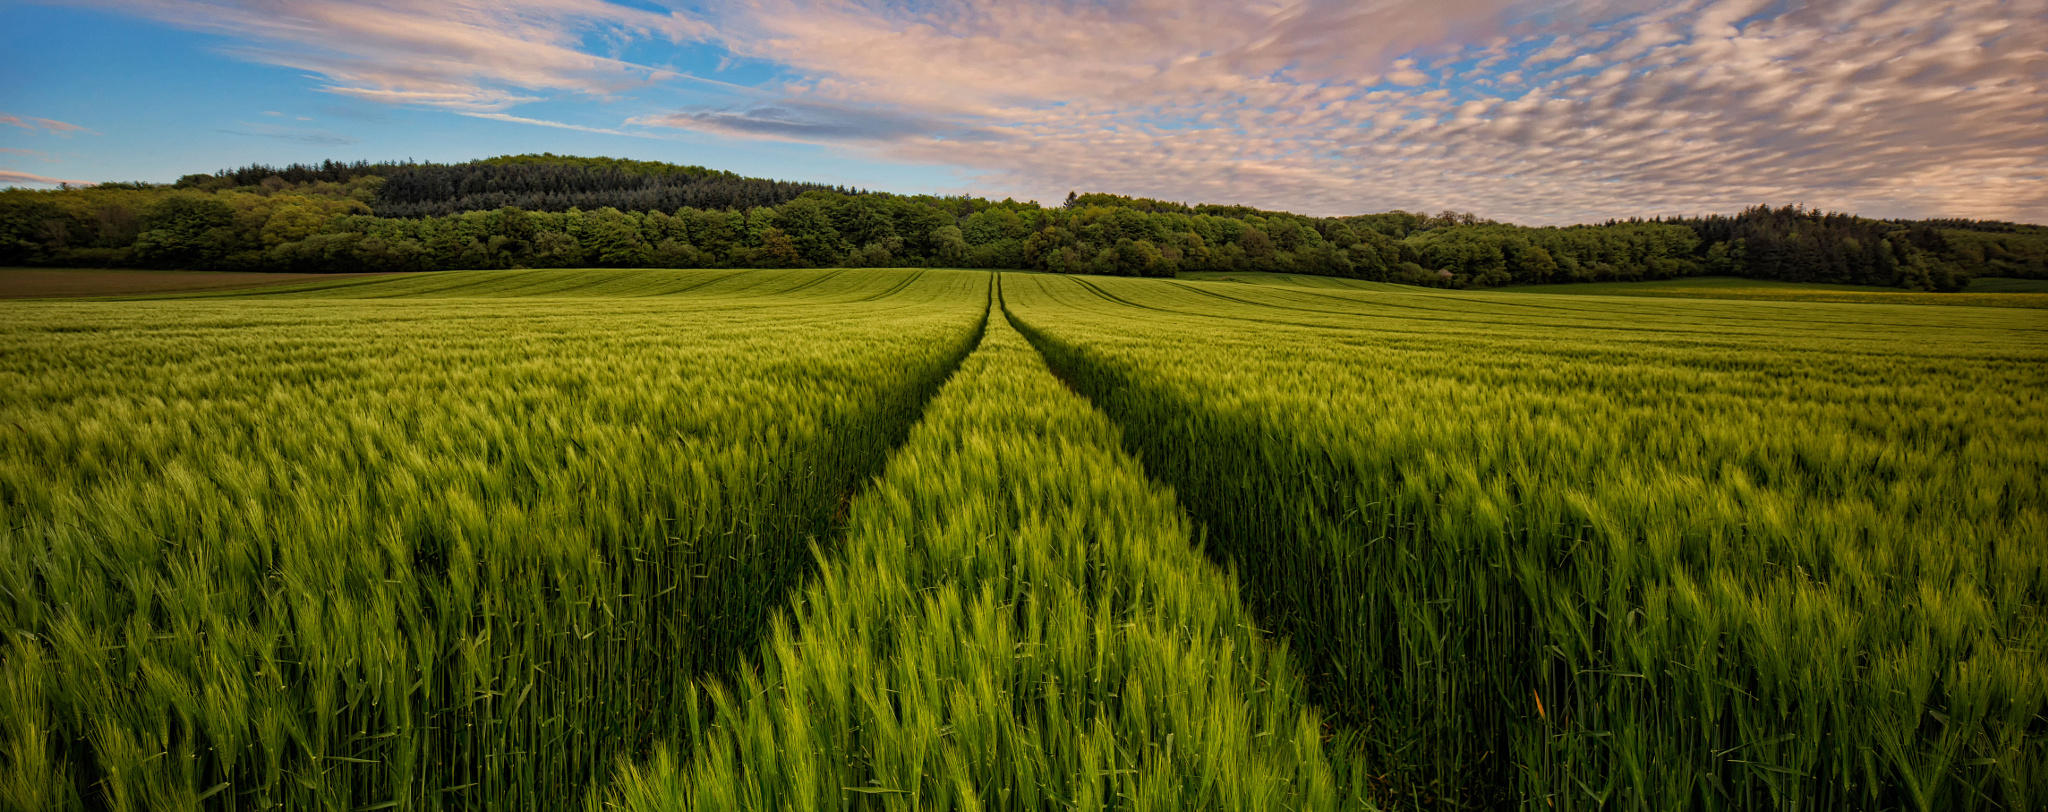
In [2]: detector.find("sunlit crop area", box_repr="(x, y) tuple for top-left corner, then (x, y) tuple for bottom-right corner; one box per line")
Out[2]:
(3, 268), (2042, 810)
(1005, 272), (2048, 809)
(0, 269), (987, 809)
(603, 308), (1358, 810)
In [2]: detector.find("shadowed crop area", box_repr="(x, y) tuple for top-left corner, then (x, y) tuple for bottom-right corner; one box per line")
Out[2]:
(1, 267), (2042, 811)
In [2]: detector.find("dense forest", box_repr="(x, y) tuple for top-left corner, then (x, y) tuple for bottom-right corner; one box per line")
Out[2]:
(4, 154), (2043, 289)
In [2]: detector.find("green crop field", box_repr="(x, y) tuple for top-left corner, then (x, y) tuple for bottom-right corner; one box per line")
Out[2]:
(3, 268), (2042, 811)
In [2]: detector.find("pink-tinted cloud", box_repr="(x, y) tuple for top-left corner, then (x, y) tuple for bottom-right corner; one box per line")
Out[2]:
(651, 0), (2047, 223)
(60, 0), (2048, 223)
(1, 114), (94, 135)
(629, 99), (990, 144)
(74, 0), (714, 112)
(683, 0), (1520, 117)
(0, 169), (96, 186)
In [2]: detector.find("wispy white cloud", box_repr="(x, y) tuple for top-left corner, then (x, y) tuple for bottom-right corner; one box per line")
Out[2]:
(459, 111), (643, 137)
(75, 0), (715, 112)
(1, 114), (95, 135)
(217, 120), (360, 145)
(630, 99), (991, 144)
(0, 169), (96, 186)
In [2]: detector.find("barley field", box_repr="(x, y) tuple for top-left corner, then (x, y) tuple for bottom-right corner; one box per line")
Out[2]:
(2, 268), (2042, 810)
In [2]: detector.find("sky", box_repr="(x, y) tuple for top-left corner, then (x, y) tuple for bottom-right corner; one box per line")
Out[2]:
(1, 0), (2043, 225)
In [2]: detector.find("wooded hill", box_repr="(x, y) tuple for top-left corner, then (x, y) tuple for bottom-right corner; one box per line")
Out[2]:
(4, 154), (2042, 290)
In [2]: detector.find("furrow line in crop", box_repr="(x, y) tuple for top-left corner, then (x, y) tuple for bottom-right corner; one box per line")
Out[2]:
(764, 268), (848, 297)
(856, 268), (927, 301)
(598, 278), (1369, 809)
(0, 270), (994, 810)
(1004, 276), (2048, 811)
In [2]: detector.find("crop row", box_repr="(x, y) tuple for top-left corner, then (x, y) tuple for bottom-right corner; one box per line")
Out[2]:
(0, 269), (988, 809)
(600, 302), (1362, 809)
(1005, 272), (2047, 810)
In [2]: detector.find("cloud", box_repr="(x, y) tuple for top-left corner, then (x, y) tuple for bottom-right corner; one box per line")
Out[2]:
(0, 169), (96, 186)
(670, 0), (2047, 223)
(218, 120), (360, 145)
(64, 0), (2048, 223)
(0, 114), (94, 135)
(632, 100), (993, 144)
(680, 0), (1519, 117)
(74, 0), (716, 112)
(1385, 60), (1433, 86)
(459, 111), (640, 137)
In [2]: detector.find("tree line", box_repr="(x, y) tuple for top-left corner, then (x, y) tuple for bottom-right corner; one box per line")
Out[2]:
(3, 155), (2041, 289)
(170, 154), (856, 218)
